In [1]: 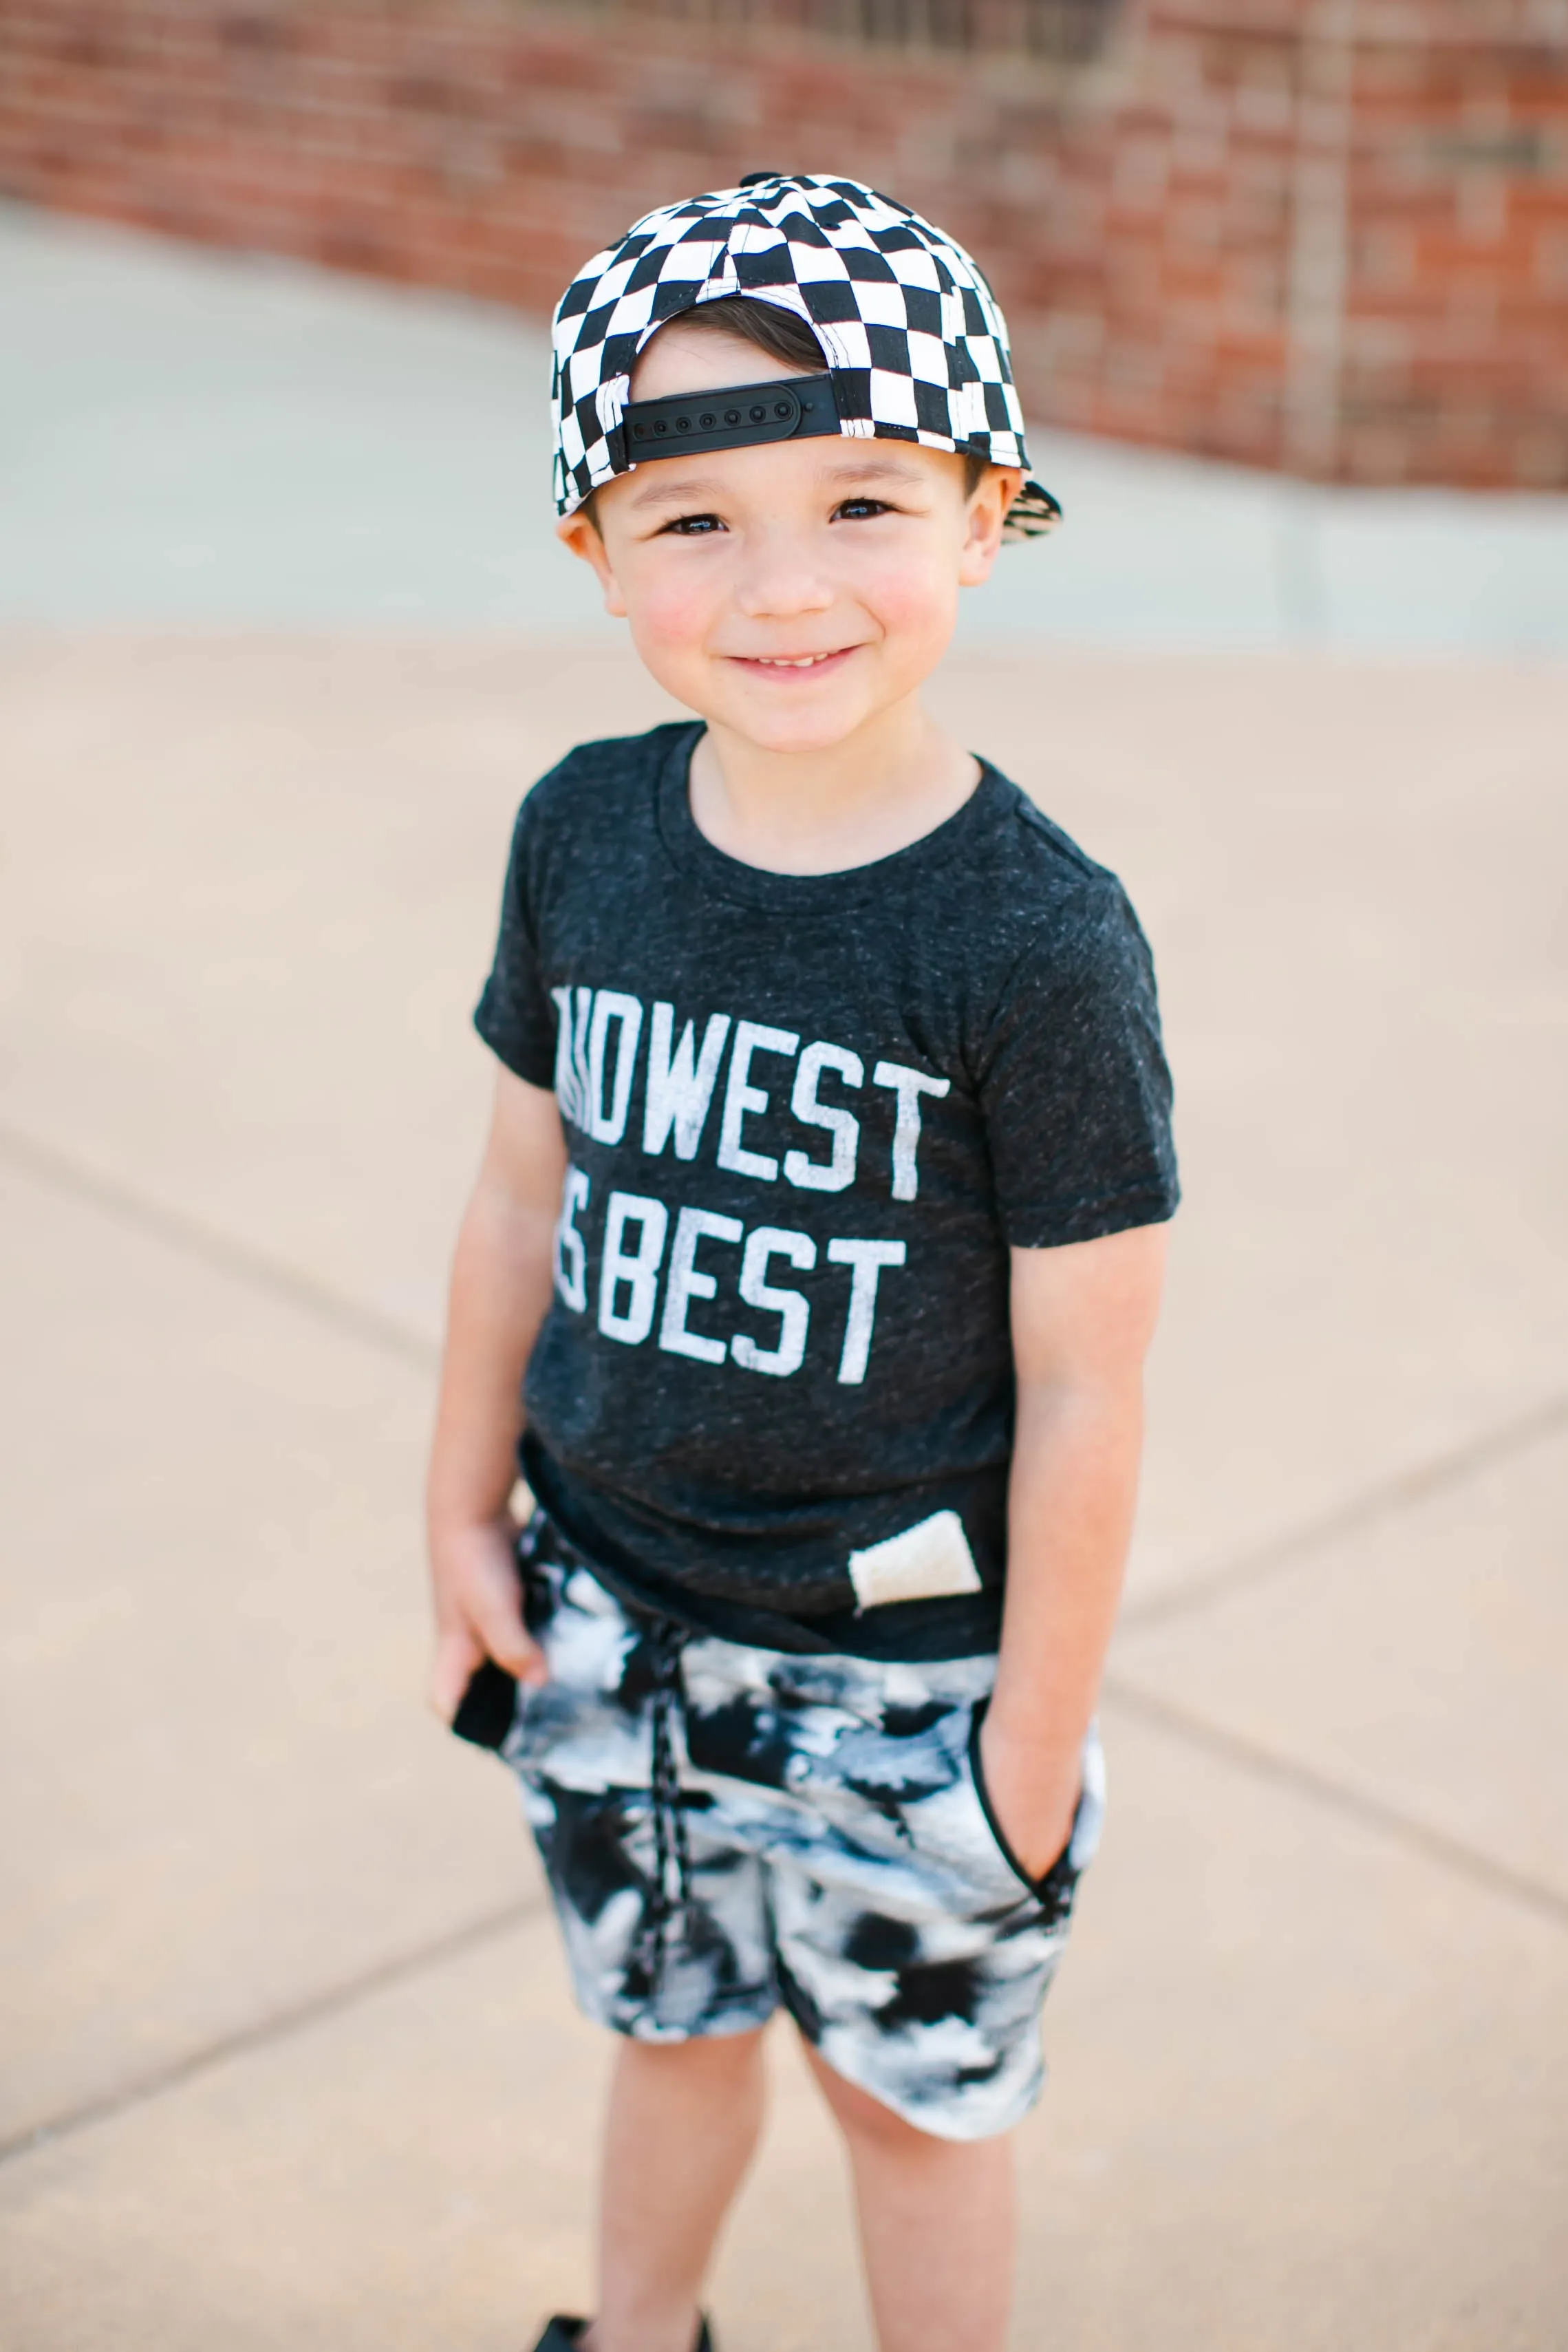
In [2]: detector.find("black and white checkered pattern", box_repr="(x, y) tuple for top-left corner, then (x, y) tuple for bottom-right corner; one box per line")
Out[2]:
(551, 174), (1060, 542)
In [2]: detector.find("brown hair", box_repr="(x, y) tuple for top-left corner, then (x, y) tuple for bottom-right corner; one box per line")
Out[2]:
(577, 293), (987, 525)
(649, 293), (833, 377)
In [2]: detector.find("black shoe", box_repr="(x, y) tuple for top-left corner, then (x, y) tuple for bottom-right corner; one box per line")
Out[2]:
(527, 2320), (715, 2352)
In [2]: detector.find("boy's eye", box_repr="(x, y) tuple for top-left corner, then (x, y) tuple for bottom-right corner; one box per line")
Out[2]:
(661, 513), (725, 537)
(833, 497), (893, 522)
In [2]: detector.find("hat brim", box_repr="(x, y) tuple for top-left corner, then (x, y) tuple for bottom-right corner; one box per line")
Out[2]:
(1002, 476), (1062, 542)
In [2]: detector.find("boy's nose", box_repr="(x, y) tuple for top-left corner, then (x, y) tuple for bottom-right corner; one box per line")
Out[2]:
(732, 540), (835, 620)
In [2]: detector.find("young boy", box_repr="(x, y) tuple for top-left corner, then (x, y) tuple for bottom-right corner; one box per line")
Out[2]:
(427, 174), (1178, 2352)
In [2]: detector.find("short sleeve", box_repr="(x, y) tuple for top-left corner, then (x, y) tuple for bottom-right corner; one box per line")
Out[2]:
(979, 882), (1179, 1247)
(473, 795), (559, 1087)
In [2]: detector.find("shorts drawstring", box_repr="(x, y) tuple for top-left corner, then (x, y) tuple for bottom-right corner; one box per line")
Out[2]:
(638, 1616), (691, 1994)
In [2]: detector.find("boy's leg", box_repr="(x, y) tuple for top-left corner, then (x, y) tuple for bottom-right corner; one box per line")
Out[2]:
(588, 2025), (768, 2352)
(802, 2040), (1014, 2352)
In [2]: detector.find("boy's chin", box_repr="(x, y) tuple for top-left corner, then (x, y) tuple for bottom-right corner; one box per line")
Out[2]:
(702, 681), (905, 756)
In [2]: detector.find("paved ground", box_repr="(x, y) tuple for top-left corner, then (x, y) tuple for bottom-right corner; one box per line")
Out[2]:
(6, 202), (1568, 652)
(2, 206), (1567, 2349)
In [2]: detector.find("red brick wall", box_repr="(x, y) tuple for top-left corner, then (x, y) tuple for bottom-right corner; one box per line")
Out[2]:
(1, 0), (1564, 486)
(1340, 2), (1568, 487)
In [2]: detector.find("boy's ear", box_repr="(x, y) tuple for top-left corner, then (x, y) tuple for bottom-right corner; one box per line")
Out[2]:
(557, 509), (629, 618)
(958, 465), (1023, 589)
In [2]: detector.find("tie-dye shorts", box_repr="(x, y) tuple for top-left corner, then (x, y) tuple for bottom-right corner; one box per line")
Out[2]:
(500, 1542), (1105, 2142)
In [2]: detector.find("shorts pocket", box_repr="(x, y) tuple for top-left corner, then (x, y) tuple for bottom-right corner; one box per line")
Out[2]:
(965, 1698), (1088, 1925)
(503, 1559), (649, 1787)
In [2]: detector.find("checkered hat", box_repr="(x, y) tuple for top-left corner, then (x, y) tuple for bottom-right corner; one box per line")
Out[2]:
(550, 173), (1060, 543)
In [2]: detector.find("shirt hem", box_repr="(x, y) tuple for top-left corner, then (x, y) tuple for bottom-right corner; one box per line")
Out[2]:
(1002, 1184), (1179, 1250)
(537, 1515), (1004, 1663)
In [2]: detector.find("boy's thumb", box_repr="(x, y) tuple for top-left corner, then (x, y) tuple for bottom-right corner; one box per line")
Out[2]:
(468, 1588), (546, 1686)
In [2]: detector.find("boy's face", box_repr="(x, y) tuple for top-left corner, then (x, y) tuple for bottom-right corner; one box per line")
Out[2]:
(558, 321), (1021, 756)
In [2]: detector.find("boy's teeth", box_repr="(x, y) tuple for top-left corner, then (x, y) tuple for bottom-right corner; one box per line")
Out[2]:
(757, 654), (828, 667)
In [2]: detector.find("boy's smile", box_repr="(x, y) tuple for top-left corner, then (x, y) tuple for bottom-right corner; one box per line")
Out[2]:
(558, 321), (1020, 772)
(731, 649), (858, 679)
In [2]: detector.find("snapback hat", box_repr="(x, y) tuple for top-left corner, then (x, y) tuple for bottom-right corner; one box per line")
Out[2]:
(550, 172), (1060, 543)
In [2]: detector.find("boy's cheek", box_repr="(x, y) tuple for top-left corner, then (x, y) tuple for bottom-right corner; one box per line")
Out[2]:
(857, 581), (962, 672)
(843, 539), (964, 632)
(620, 575), (720, 669)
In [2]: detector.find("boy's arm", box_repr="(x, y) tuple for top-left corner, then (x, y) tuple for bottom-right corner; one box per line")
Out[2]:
(980, 1221), (1169, 1878)
(425, 1067), (568, 1720)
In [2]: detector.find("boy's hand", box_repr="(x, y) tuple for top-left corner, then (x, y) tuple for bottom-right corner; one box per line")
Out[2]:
(428, 1516), (547, 1724)
(978, 1711), (1081, 1883)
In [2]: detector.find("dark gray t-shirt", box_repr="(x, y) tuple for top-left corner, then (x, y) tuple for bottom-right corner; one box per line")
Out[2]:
(475, 722), (1177, 1656)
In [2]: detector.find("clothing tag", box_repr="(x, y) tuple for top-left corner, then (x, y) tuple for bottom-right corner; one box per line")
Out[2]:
(848, 1511), (982, 1610)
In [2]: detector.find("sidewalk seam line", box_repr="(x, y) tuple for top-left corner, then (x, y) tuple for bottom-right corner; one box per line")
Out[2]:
(0, 1893), (545, 2172)
(1119, 1387), (1568, 1633)
(10, 1115), (1560, 1638)
(1103, 1676), (1568, 1930)
(0, 1119), (438, 1373)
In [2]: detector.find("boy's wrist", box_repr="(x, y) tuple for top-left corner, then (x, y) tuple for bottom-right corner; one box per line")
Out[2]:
(983, 1683), (1091, 1766)
(428, 1499), (512, 1537)
(427, 1505), (517, 1581)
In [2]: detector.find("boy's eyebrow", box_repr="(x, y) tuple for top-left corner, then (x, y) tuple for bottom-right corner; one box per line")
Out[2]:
(627, 471), (732, 509)
(820, 457), (931, 485)
(627, 453), (934, 508)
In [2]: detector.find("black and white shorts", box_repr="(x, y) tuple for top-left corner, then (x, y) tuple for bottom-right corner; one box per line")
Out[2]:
(500, 1545), (1104, 2142)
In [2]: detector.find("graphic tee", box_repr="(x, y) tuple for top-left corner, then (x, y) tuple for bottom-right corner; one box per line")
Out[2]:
(475, 722), (1178, 1657)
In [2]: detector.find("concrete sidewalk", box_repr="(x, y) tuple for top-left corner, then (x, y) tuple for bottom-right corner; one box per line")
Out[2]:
(1, 630), (1565, 2348)
(5, 201), (1568, 651)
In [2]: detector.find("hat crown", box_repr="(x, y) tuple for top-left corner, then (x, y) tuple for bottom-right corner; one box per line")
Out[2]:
(549, 174), (1060, 543)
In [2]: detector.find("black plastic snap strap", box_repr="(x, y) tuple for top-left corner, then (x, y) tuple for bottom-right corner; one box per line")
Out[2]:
(621, 374), (840, 461)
